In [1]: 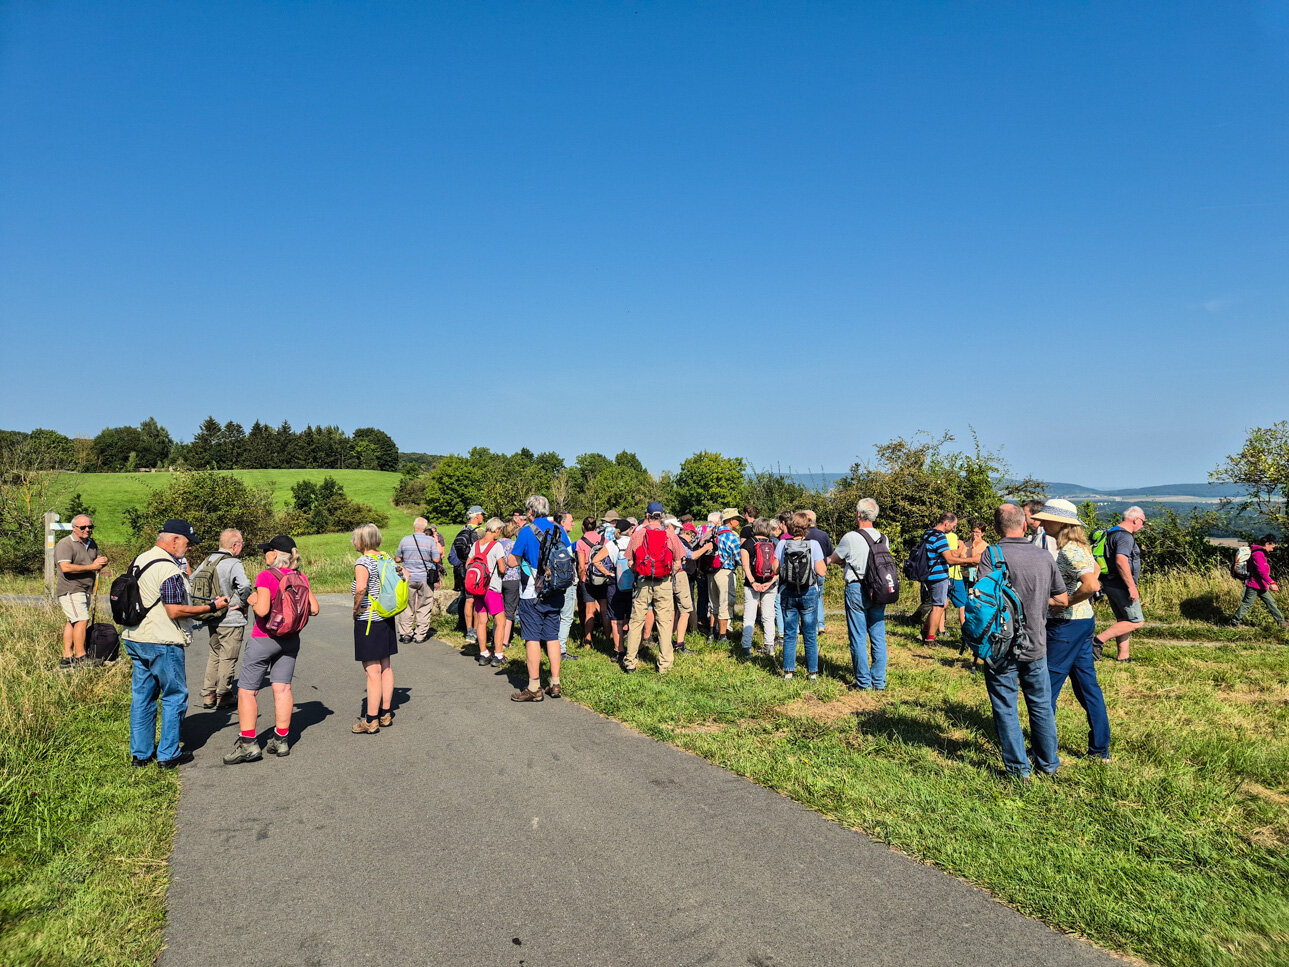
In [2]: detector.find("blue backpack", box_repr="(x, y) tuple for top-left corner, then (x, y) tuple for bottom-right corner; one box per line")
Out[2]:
(961, 545), (1025, 670)
(532, 523), (576, 598)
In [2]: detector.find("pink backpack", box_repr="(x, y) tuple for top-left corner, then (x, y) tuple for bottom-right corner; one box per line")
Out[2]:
(264, 567), (312, 636)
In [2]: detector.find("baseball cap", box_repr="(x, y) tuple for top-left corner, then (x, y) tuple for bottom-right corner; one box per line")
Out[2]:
(646, 501), (664, 517)
(466, 505), (484, 518)
(160, 519), (199, 543)
(256, 535), (297, 554)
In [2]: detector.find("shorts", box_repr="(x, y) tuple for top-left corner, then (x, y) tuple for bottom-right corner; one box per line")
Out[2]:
(58, 592), (90, 623)
(607, 585), (633, 622)
(517, 595), (561, 643)
(948, 578), (967, 608)
(354, 617), (398, 662)
(238, 634), (300, 689)
(1103, 584), (1144, 624)
(476, 590), (505, 616)
(583, 579), (609, 601)
(502, 581), (521, 620)
(671, 572), (694, 614)
(926, 578), (950, 608)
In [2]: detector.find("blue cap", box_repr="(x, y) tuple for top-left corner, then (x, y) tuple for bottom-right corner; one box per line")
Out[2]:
(646, 501), (664, 517)
(160, 519), (199, 543)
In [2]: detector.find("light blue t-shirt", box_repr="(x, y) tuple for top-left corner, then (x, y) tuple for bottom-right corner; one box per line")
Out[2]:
(397, 533), (441, 581)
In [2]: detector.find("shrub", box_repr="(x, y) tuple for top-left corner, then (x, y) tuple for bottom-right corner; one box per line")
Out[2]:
(122, 471), (277, 553)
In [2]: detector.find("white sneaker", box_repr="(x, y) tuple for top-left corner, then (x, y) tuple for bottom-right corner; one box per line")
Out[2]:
(783, 672), (793, 680)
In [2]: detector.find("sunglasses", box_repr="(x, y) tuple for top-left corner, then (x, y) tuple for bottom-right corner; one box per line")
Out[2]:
(76, 525), (94, 530)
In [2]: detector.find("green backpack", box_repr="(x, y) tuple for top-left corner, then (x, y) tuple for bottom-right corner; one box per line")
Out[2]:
(365, 552), (408, 631)
(1089, 529), (1109, 575)
(190, 552), (231, 625)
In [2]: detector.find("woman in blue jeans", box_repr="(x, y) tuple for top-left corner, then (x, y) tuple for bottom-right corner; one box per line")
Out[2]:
(774, 511), (827, 680)
(1034, 501), (1112, 761)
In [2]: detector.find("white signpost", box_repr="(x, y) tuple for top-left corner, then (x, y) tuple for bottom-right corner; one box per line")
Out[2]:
(44, 512), (75, 600)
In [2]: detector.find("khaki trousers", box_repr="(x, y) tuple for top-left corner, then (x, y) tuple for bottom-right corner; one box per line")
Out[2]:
(396, 579), (435, 641)
(202, 624), (245, 698)
(625, 576), (676, 671)
(708, 569), (737, 620)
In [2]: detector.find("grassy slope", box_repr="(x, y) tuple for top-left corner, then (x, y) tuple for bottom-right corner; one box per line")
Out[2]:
(50, 469), (416, 544)
(0, 602), (177, 966)
(433, 590), (1289, 967)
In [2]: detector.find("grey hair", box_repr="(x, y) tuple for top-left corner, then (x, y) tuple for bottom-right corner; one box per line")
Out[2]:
(483, 517), (503, 535)
(1123, 506), (1146, 522)
(413, 517), (428, 532)
(219, 528), (243, 550)
(525, 494), (550, 518)
(72, 514), (92, 527)
(752, 517), (774, 538)
(857, 498), (879, 523)
(351, 523), (383, 552)
(707, 511), (722, 525)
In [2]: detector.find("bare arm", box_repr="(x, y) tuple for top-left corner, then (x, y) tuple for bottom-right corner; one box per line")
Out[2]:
(1115, 554), (1137, 600)
(165, 597), (228, 620)
(58, 556), (108, 575)
(352, 563), (367, 617)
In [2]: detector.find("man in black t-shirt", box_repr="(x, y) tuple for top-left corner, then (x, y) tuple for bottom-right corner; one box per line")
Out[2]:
(1093, 507), (1146, 661)
(452, 506), (484, 640)
(805, 511), (834, 633)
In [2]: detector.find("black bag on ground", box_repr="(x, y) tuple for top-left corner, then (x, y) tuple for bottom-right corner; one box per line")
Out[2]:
(87, 622), (120, 663)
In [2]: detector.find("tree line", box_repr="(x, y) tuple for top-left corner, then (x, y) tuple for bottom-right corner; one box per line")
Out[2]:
(0, 419), (402, 473)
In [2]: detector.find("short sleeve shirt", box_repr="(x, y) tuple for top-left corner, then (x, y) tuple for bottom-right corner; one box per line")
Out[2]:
(834, 528), (884, 582)
(1056, 544), (1097, 621)
(1102, 527), (1141, 588)
(924, 529), (951, 582)
(774, 538), (824, 566)
(510, 519), (570, 600)
(482, 540), (508, 593)
(397, 534), (441, 582)
(252, 567), (300, 638)
(716, 528), (741, 570)
(947, 532), (962, 581)
(54, 535), (98, 596)
(976, 538), (1065, 660)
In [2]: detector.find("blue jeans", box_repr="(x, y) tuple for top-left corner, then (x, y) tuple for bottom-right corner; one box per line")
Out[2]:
(815, 576), (827, 631)
(124, 639), (188, 762)
(1047, 617), (1111, 758)
(843, 583), (887, 689)
(983, 655), (1059, 778)
(780, 586), (820, 674)
(775, 592), (783, 638)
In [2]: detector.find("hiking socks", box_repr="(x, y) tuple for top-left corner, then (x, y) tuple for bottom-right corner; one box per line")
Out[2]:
(528, 678), (541, 693)
(550, 677), (560, 687)
(274, 728), (288, 737)
(366, 713), (379, 723)
(240, 729), (256, 740)
(378, 707), (390, 718)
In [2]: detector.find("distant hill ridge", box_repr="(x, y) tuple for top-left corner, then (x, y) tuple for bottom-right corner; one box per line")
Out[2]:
(784, 474), (1249, 500)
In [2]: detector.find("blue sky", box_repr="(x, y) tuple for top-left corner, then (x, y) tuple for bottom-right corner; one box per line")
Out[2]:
(2, 2), (1286, 488)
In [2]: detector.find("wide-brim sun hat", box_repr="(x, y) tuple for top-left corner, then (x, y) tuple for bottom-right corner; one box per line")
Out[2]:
(1031, 498), (1081, 526)
(721, 508), (743, 523)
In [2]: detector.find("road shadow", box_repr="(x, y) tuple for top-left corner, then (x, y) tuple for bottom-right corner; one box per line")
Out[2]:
(266, 699), (333, 748)
(182, 707), (236, 753)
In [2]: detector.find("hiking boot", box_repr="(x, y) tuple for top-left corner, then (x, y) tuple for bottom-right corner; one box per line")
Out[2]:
(561, 651), (579, 661)
(490, 654), (504, 668)
(223, 737), (262, 764)
(58, 656), (73, 670)
(200, 692), (217, 709)
(157, 751), (194, 769)
(476, 652), (493, 666)
(131, 755), (153, 768)
(398, 634), (412, 644)
(545, 683), (562, 698)
(264, 734), (291, 757)
(378, 711), (393, 727)
(216, 693), (237, 710)
(511, 687), (544, 702)
(352, 717), (380, 734)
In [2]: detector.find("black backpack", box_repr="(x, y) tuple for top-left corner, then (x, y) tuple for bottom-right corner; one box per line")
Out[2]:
(780, 539), (815, 593)
(903, 530), (934, 581)
(858, 531), (900, 605)
(109, 558), (169, 627)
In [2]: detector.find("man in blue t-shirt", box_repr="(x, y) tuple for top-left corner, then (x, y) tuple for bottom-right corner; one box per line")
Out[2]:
(505, 494), (571, 703)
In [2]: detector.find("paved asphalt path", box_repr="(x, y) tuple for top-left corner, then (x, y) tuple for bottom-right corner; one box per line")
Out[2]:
(163, 594), (1119, 967)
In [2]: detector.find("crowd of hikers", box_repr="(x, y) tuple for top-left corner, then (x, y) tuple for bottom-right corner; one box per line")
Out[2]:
(56, 491), (1282, 781)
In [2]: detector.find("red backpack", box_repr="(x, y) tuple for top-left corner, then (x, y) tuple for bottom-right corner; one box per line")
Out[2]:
(264, 568), (313, 637)
(463, 540), (495, 596)
(751, 539), (776, 581)
(632, 528), (674, 578)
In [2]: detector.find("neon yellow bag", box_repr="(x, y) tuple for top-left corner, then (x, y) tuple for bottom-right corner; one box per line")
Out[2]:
(365, 551), (408, 632)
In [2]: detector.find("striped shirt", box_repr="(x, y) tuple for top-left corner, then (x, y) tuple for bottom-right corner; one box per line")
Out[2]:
(923, 529), (950, 582)
(351, 555), (382, 623)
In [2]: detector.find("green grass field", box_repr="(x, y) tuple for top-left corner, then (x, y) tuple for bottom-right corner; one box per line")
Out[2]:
(435, 599), (1289, 967)
(0, 602), (177, 966)
(48, 469), (417, 545)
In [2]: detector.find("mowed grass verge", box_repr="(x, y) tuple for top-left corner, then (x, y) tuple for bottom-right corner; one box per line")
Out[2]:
(433, 597), (1289, 967)
(0, 601), (178, 967)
